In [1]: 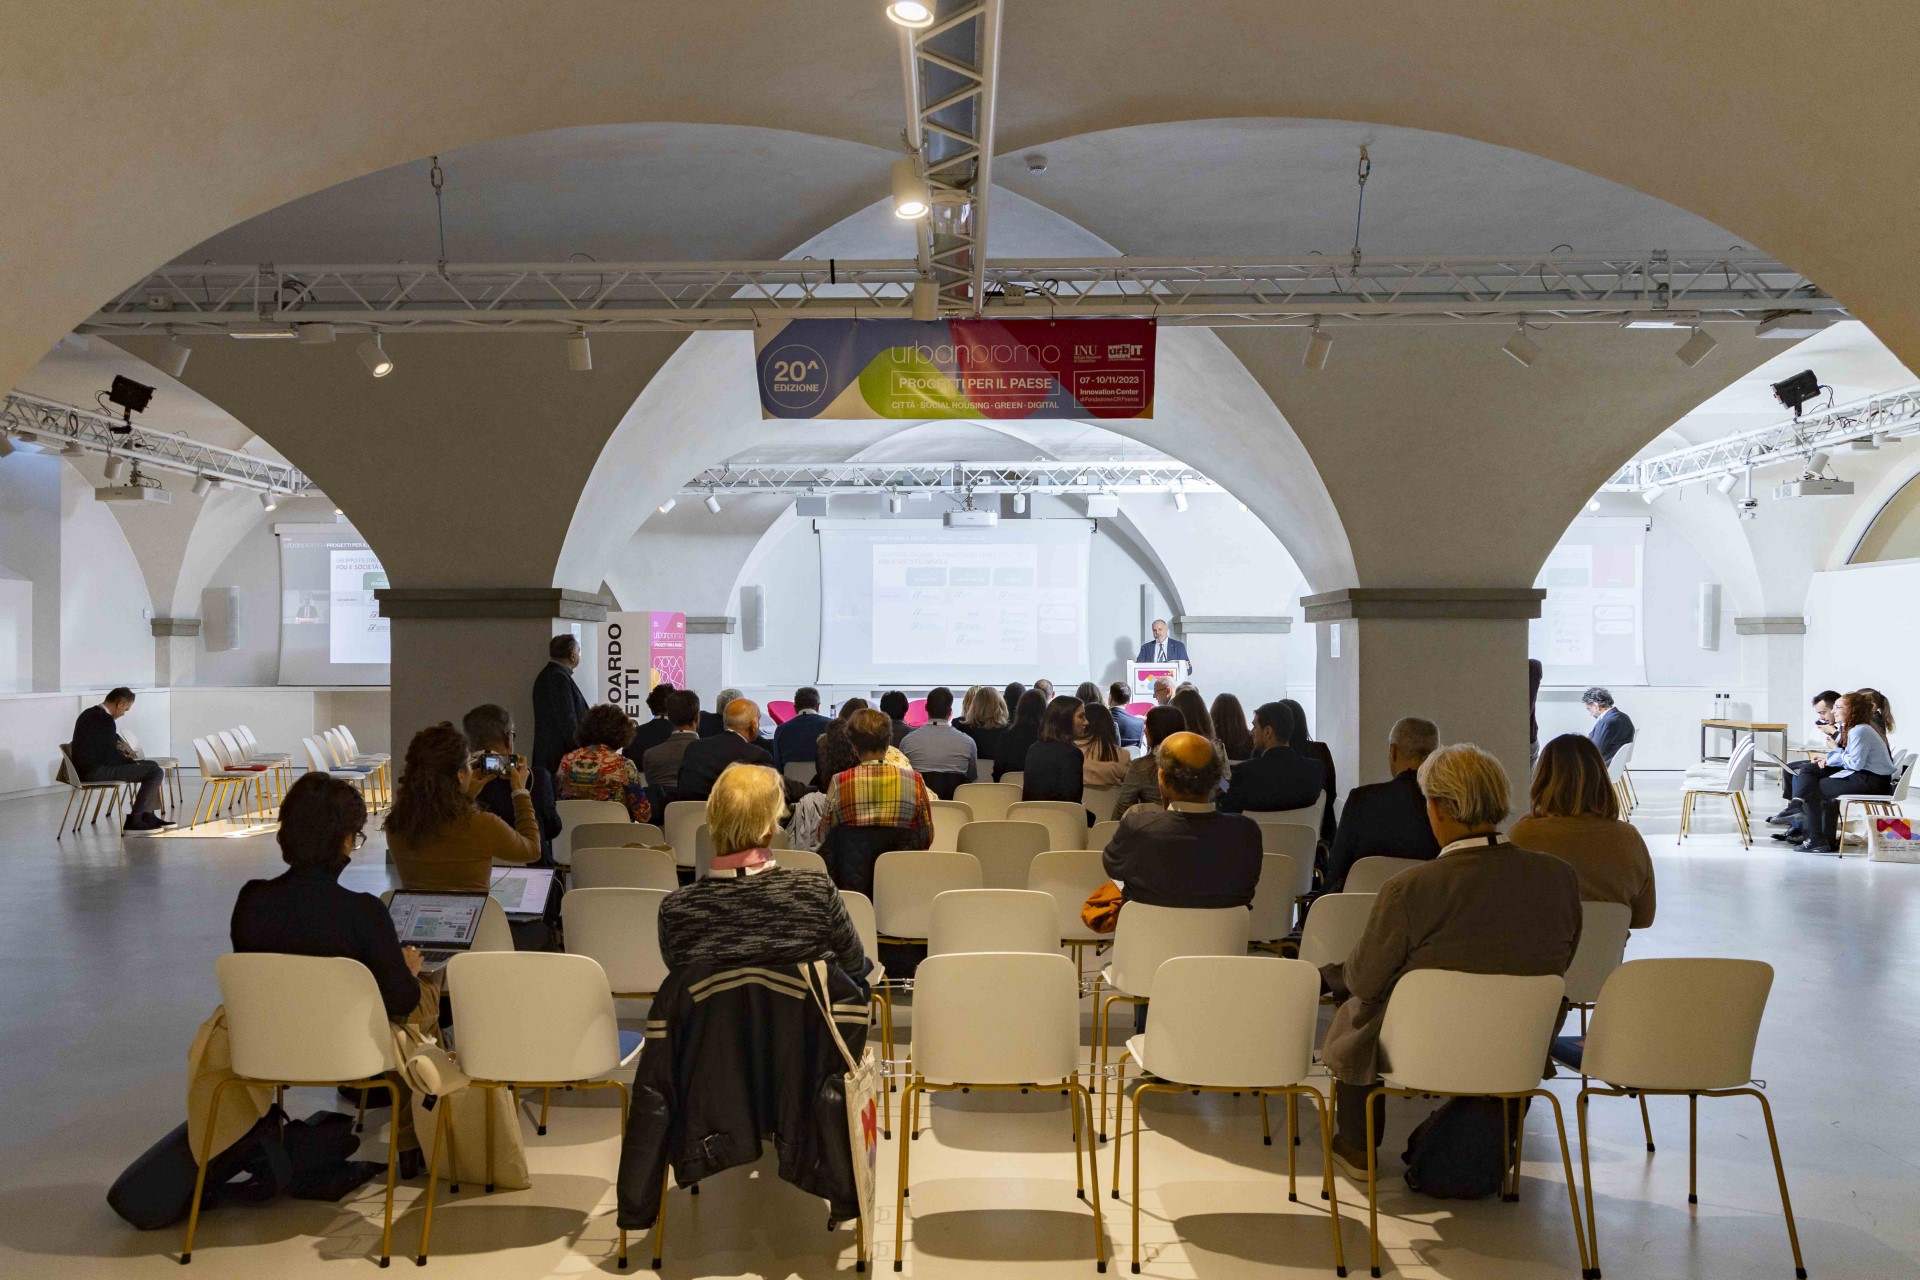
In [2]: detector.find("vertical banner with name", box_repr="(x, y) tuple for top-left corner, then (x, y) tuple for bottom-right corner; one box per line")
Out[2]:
(648, 611), (686, 688)
(601, 611), (687, 720)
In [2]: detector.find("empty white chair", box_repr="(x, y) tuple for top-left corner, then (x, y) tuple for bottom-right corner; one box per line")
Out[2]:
(895, 952), (1104, 1271)
(1366, 970), (1588, 1278)
(1246, 852), (1302, 947)
(774, 847), (828, 875)
(1254, 820), (1318, 898)
(839, 889), (895, 1137)
(1607, 741), (1638, 814)
(215, 730), (281, 806)
(1294, 892), (1377, 972)
(929, 798), (973, 851)
(1082, 784), (1121, 823)
(562, 888), (670, 998)
(1678, 738), (1756, 846)
(571, 820), (667, 851)
(872, 850), (983, 945)
(569, 845), (679, 891)
(953, 780), (1020, 823)
(196, 736), (271, 826)
(1563, 901), (1634, 1020)
(186, 954), (403, 1265)
(661, 800), (707, 870)
(554, 798), (631, 865)
(955, 819), (1051, 888)
(1344, 855), (1425, 895)
(1027, 847), (1110, 981)
(325, 727), (390, 805)
(1250, 795), (1325, 832)
(1112, 956), (1345, 1276)
(999, 770), (1025, 792)
(1575, 958), (1803, 1280)
(55, 743), (130, 835)
(927, 888), (1061, 957)
(1087, 819), (1121, 850)
(1007, 799), (1089, 851)
(122, 729), (184, 813)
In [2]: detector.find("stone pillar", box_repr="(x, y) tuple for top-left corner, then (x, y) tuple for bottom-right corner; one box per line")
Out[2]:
(375, 588), (609, 755)
(1736, 615), (1807, 725)
(1303, 588), (1545, 804)
(150, 616), (200, 686)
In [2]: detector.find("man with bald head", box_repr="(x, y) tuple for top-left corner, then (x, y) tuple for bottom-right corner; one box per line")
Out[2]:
(1102, 731), (1264, 911)
(675, 697), (806, 803)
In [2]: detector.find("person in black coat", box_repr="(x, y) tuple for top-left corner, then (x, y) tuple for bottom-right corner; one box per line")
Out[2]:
(1324, 716), (1443, 890)
(1103, 732), (1261, 909)
(676, 699), (809, 804)
(69, 686), (171, 830)
(697, 688), (740, 739)
(879, 691), (913, 748)
(625, 682), (678, 768)
(1021, 695), (1087, 803)
(994, 688), (1048, 783)
(531, 635), (589, 776)
(1219, 701), (1327, 814)
(772, 687), (832, 771)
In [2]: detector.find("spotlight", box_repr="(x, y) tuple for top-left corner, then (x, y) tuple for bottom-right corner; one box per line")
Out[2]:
(1804, 450), (1831, 475)
(568, 329), (593, 373)
(1172, 489), (1188, 512)
(260, 491), (278, 512)
(1675, 327), (1717, 368)
(1586, 498), (1601, 512)
(158, 336), (191, 378)
(357, 334), (393, 378)
(1771, 369), (1821, 417)
(888, 493), (904, 514)
(1011, 492), (1027, 514)
(103, 455), (127, 481)
(107, 374), (155, 418)
(1715, 473), (1739, 494)
(1302, 324), (1333, 371)
(1849, 436), (1880, 452)
(704, 493), (722, 515)
(657, 498), (676, 515)
(1642, 483), (1664, 505)
(295, 323), (336, 345)
(1502, 325), (1541, 368)
(885, 0), (934, 28)
(191, 475), (213, 496)
(891, 157), (929, 220)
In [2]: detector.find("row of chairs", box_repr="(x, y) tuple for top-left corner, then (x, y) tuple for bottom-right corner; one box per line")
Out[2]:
(1678, 738), (1915, 852)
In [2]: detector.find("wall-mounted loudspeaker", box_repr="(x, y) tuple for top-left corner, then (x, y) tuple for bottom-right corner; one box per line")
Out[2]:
(740, 584), (765, 652)
(1698, 583), (1721, 650)
(202, 586), (240, 653)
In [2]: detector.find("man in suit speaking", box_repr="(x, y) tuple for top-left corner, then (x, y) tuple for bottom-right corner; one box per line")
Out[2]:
(1135, 618), (1192, 671)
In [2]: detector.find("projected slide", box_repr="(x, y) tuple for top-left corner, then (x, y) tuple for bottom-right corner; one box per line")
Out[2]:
(329, 549), (389, 664)
(277, 526), (391, 685)
(1530, 518), (1646, 686)
(820, 522), (1090, 684)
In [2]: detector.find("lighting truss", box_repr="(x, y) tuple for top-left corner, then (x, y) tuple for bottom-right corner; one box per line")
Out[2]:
(1604, 383), (1920, 492)
(897, 0), (1002, 315)
(0, 391), (316, 495)
(74, 251), (1839, 336)
(681, 459), (1219, 497)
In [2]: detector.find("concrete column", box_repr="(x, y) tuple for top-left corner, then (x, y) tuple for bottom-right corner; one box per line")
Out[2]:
(150, 617), (200, 686)
(1304, 588), (1545, 805)
(1736, 616), (1808, 725)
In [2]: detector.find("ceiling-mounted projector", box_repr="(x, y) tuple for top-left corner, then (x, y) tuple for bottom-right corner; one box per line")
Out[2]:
(96, 483), (172, 505)
(1773, 477), (1854, 499)
(944, 509), (998, 529)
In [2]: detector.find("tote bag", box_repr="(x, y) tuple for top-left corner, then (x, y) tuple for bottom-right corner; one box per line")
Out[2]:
(804, 960), (880, 1252)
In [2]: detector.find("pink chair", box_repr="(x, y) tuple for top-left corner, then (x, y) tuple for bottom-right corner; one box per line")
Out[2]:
(905, 698), (929, 727)
(1125, 702), (1154, 717)
(767, 700), (796, 725)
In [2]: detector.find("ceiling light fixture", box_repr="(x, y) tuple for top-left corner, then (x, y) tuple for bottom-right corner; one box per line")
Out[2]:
(1302, 323), (1333, 371)
(259, 491), (278, 512)
(357, 334), (393, 378)
(567, 329), (593, 373)
(1771, 369), (1822, 417)
(103, 455), (127, 481)
(229, 323), (297, 340)
(1586, 498), (1601, 512)
(1755, 311), (1834, 340)
(1172, 489), (1188, 512)
(158, 335), (192, 378)
(1675, 327), (1717, 368)
(885, 1), (934, 28)
(191, 475), (213, 496)
(891, 157), (929, 220)
(704, 493), (722, 515)
(1849, 436), (1880, 453)
(1011, 492), (1027, 514)
(656, 498), (676, 515)
(1715, 473), (1739, 494)
(1502, 324), (1541, 368)
(888, 493), (904, 514)
(1804, 450), (1831, 475)
(1641, 483), (1664, 505)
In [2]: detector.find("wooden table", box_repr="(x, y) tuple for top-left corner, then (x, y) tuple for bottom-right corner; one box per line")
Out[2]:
(1700, 719), (1789, 766)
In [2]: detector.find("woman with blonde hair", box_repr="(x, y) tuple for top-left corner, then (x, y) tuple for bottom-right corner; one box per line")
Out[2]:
(960, 684), (1010, 764)
(1510, 734), (1655, 927)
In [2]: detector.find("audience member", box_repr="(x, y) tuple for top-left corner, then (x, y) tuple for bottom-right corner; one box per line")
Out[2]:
(531, 635), (589, 775)
(462, 702), (561, 856)
(1319, 743), (1581, 1174)
(700, 688), (740, 738)
(641, 689), (703, 794)
(1074, 701), (1130, 788)
(68, 686), (171, 831)
(1210, 693), (1254, 762)
(1582, 686), (1635, 764)
(772, 686), (831, 771)
(1169, 686), (1214, 739)
(1113, 705), (1185, 818)
(1150, 677), (1174, 707)
(1109, 682), (1145, 748)
(385, 722), (538, 892)
(625, 682), (677, 767)
(1021, 695), (1088, 803)
(959, 685), (1010, 763)
(1034, 678), (1055, 701)
(656, 764), (870, 987)
(1219, 702), (1325, 814)
(1770, 689), (1842, 825)
(1511, 734), (1656, 927)
(835, 697), (869, 721)
(825, 710), (934, 848)
(994, 689), (1048, 782)
(901, 686), (979, 783)
(1102, 732), (1261, 909)
(789, 725), (861, 851)
(1280, 697), (1339, 845)
(1325, 716), (1441, 890)
(557, 704), (652, 822)
(679, 699), (798, 802)
(1789, 690), (1895, 853)
(231, 773), (438, 1172)
(1074, 680), (1103, 705)
(879, 690), (913, 747)
(1002, 682), (1026, 714)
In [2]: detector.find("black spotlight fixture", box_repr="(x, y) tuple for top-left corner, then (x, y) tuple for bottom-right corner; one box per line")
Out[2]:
(105, 374), (156, 433)
(1771, 369), (1823, 418)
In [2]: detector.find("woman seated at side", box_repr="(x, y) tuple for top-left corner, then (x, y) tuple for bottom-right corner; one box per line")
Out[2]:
(1509, 734), (1656, 928)
(1022, 695), (1089, 803)
(557, 703), (652, 822)
(1786, 690), (1895, 853)
(656, 763), (870, 988)
(1074, 701), (1131, 789)
(385, 722), (540, 892)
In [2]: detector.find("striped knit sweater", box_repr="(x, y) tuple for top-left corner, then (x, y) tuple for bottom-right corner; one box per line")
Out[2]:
(656, 867), (868, 982)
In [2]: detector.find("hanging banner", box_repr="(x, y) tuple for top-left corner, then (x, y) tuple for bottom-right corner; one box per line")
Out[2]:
(755, 317), (1154, 420)
(601, 611), (686, 720)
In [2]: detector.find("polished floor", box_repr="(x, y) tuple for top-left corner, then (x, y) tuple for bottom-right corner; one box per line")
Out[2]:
(0, 774), (1916, 1278)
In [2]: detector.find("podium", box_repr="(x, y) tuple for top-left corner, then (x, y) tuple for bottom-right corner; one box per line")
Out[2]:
(1126, 660), (1191, 700)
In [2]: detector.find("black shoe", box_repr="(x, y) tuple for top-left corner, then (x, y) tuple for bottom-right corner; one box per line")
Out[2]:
(1765, 811), (1798, 826)
(398, 1147), (426, 1180)
(1771, 828), (1803, 842)
(1796, 840), (1836, 853)
(122, 813), (164, 833)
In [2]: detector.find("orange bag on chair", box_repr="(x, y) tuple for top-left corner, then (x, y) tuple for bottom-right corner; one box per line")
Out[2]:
(1080, 881), (1124, 934)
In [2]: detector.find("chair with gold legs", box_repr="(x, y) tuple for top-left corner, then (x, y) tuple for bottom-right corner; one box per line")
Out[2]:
(1111, 955), (1346, 1276)
(839, 890), (895, 1138)
(1574, 958), (1805, 1280)
(1363, 970), (1590, 1279)
(183, 954), (403, 1266)
(1677, 739), (1755, 847)
(191, 736), (268, 828)
(1028, 847), (1110, 988)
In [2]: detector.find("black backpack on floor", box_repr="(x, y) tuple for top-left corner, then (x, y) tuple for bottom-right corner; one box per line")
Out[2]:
(1401, 1097), (1512, 1200)
(108, 1106), (375, 1231)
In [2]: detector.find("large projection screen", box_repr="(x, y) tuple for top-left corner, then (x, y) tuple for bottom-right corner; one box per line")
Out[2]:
(1529, 516), (1647, 688)
(276, 524), (391, 685)
(818, 520), (1091, 685)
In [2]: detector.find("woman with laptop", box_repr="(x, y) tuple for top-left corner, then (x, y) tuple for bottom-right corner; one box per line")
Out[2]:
(385, 722), (541, 892)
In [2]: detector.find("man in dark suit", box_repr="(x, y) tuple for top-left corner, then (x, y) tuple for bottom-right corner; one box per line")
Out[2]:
(624, 682), (678, 768)
(1325, 716), (1442, 890)
(531, 634), (589, 776)
(676, 698), (809, 803)
(1134, 618), (1192, 671)
(1108, 682), (1145, 748)
(879, 690), (913, 747)
(69, 686), (172, 831)
(1583, 686), (1635, 764)
(1103, 731), (1262, 909)
(641, 689), (704, 793)
(696, 688), (737, 739)
(1219, 701), (1327, 814)
(773, 686), (832, 771)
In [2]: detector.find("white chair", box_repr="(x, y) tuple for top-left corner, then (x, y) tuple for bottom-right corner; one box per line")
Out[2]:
(1678, 738), (1756, 846)
(1083, 784), (1121, 823)
(955, 819), (1052, 889)
(953, 780), (1021, 823)
(562, 888), (669, 998)
(872, 850), (983, 946)
(1836, 756), (1913, 852)
(1112, 956), (1345, 1276)
(929, 798), (973, 851)
(1096, 904), (1250, 1139)
(1563, 901), (1634, 1023)
(569, 845), (679, 891)
(425, 952), (640, 1266)
(1295, 893), (1376, 973)
(184, 954), (403, 1265)
(1251, 796), (1325, 832)
(1008, 799), (1089, 851)
(1254, 820), (1318, 899)
(1607, 741), (1638, 814)
(1246, 853), (1302, 947)
(661, 800), (707, 870)
(571, 820), (667, 851)
(774, 847), (829, 874)
(927, 888), (1060, 957)
(1576, 959), (1803, 1280)
(1366, 971), (1589, 1278)
(197, 736), (271, 826)
(838, 889), (896, 1137)
(1343, 855), (1425, 895)
(894, 952), (1104, 1271)
(554, 798), (632, 865)
(121, 729), (184, 813)
(1000, 770), (1026, 792)
(1087, 819), (1121, 850)
(214, 730), (282, 807)
(1028, 847), (1111, 982)
(325, 726), (390, 805)
(54, 743), (130, 835)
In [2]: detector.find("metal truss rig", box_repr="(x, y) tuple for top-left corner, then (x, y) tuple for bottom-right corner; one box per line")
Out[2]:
(0, 391), (315, 495)
(76, 251), (1840, 335)
(897, 0), (1002, 315)
(682, 459), (1220, 497)
(1604, 383), (1920, 493)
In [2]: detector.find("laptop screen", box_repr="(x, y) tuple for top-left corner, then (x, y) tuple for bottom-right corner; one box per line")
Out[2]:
(488, 867), (554, 917)
(388, 891), (487, 948)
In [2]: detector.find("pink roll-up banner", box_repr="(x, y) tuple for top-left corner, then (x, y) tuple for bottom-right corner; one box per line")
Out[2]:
(648, 611), (687, 688)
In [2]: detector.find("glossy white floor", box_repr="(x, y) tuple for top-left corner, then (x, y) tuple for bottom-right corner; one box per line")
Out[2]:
(0, 774), (1916, 1280)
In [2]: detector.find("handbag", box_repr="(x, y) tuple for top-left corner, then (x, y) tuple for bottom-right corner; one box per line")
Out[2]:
(803, 960), (880, 1245)
(1080, 880), (1124, 934)
(394, 1023), (532, 1192)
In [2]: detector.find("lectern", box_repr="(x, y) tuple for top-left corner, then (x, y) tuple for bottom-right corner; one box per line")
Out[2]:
(1126, 660), (1190, 700)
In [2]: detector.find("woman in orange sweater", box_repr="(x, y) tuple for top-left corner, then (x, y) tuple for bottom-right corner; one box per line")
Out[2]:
(385, 722), (540, 892)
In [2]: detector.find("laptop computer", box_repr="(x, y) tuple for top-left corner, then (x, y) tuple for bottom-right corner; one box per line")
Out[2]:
(488, 866), (556, 920)
(387, 890), (489, 968)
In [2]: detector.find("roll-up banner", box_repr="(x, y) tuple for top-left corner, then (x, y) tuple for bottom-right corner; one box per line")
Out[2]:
(755, 317), (1154, 420)
(601, 611), (686, 720)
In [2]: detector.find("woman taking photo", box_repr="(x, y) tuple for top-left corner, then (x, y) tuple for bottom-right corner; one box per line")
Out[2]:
(385, 722), (540, 892)
(1074, 701), (1130, 788)
(1021, 695), (1088, 803)
(557, 703), (652, 822)
(1509, 734), (1656, 927)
